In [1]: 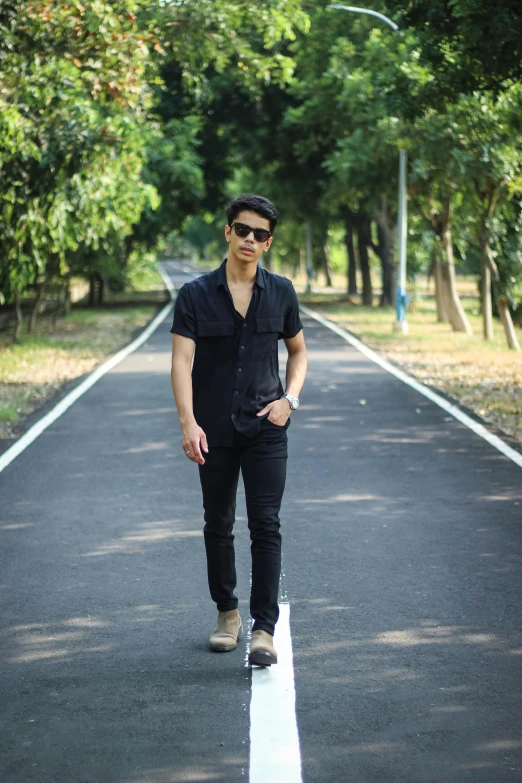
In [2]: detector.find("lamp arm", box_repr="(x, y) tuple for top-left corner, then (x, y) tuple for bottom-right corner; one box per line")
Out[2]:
(326, 5), (399, 31)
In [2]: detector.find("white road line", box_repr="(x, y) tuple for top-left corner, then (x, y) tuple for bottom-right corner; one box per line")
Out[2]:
(249, 603), (302, 783)
(300, 303), (522, 470)
(157, 261), (176, 297)
(0, 294), (174, 475)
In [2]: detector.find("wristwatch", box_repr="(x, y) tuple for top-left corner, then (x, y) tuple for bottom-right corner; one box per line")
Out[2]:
(282, 393), (300, 410)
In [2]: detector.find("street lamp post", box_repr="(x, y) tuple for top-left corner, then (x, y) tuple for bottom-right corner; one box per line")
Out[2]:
(396, 148), (408, 333)
(327, 4), (408, 333)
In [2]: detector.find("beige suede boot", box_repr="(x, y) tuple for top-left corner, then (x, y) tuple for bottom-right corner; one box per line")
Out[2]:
(209, 609), (242, 652)
(248, 629), (278, 666)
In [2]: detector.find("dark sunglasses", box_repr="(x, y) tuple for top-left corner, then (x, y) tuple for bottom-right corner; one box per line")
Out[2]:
(230, 222), (272, 243)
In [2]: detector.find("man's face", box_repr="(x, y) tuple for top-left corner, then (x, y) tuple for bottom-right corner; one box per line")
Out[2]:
(225, 210), (273, 264)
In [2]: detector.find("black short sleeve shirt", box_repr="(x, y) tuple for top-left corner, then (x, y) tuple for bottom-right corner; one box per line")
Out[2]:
(171, 258), (303, 446)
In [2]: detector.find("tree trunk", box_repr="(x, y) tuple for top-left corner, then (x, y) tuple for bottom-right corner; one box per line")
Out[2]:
(344, 217), (357, 296)
(481, 257), (494, 340)
(88, 275), (97, 307)
(305, 221), (313, 293)
(292, 248), (305, 278)
(440, 200), (472, 334)
(477, 229), (511, 345)
(433, 246), (448, 323)
(377, 223), (395, 306)
(52, 294), (60, 329)
(89, 274), (104, 306)
(375, 199), (395, 307)
(475, 180), (501, 342)
(315, 221), (332, 287)
(320, 244), (333, 287)
(29, 280), (47, 334)
(51, 283), (68, 330)
(497, 298), (520, 350)
(13, 285), (23, 342)
(357, 217), (373, 306)
(439, 262), (454, 321)
(98, 276), (105, 306)
(63, 278), (72, 314)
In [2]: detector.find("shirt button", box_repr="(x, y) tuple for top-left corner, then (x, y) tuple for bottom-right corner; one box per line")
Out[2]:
(231, 414), (235, 419)
(240, 345), (245, 350)
(238, 368), (242, 372)
(234, 390), (239, 395)
(243, 323), (247, 328)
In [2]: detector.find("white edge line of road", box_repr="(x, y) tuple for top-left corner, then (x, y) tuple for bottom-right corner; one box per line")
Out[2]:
(300, 303), (522, 470)
(249, 603), (302, 783)
(0, 264), (176, 475)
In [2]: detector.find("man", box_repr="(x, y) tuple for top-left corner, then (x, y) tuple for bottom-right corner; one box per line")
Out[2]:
(170, 194), (307, 666)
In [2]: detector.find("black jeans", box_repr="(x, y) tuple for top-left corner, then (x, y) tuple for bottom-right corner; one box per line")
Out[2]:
(198, 421), (288, 636)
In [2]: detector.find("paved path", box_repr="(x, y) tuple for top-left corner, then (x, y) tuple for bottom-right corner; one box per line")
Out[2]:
(1, 262), (521, 782)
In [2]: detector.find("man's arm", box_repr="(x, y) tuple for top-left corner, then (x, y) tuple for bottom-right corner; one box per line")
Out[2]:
(171, 333), (208, 464)
(256, 329), (308, 425)
(283, 329), (308, 400)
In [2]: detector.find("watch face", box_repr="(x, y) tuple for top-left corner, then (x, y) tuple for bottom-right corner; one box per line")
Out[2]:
(286, 395), (299, 410)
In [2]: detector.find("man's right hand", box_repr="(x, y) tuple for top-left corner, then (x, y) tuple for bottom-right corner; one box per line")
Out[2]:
(182, 422), (209, 465)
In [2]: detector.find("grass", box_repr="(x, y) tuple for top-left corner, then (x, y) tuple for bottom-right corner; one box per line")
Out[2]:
(0, 304), (159, 442)
(0, 405), (19, 423)
(299, 280), (522, 444)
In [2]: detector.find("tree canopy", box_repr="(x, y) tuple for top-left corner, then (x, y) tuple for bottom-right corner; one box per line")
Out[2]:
(1, 0), (521, 346)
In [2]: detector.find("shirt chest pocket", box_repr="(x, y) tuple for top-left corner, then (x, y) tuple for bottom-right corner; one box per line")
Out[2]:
(256, 315), (284, 356)
(197, 320), (235, 357)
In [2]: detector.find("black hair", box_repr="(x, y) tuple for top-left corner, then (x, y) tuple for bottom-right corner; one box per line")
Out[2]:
(225, 194), (278, 233)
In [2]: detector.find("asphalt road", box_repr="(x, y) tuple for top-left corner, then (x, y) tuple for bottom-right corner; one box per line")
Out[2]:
(1, 261), (521, 783)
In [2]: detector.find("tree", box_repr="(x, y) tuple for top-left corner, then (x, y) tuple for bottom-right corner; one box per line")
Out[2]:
(0, 0), (158, 330)
(407, 86), (522, 346)
(0, 0), (311, 334)
(454, 87), (522, 348)
(386, 0), (522, 99)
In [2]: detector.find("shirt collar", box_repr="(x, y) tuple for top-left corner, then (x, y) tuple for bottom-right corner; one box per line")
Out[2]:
(217, 258), (266, 290)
